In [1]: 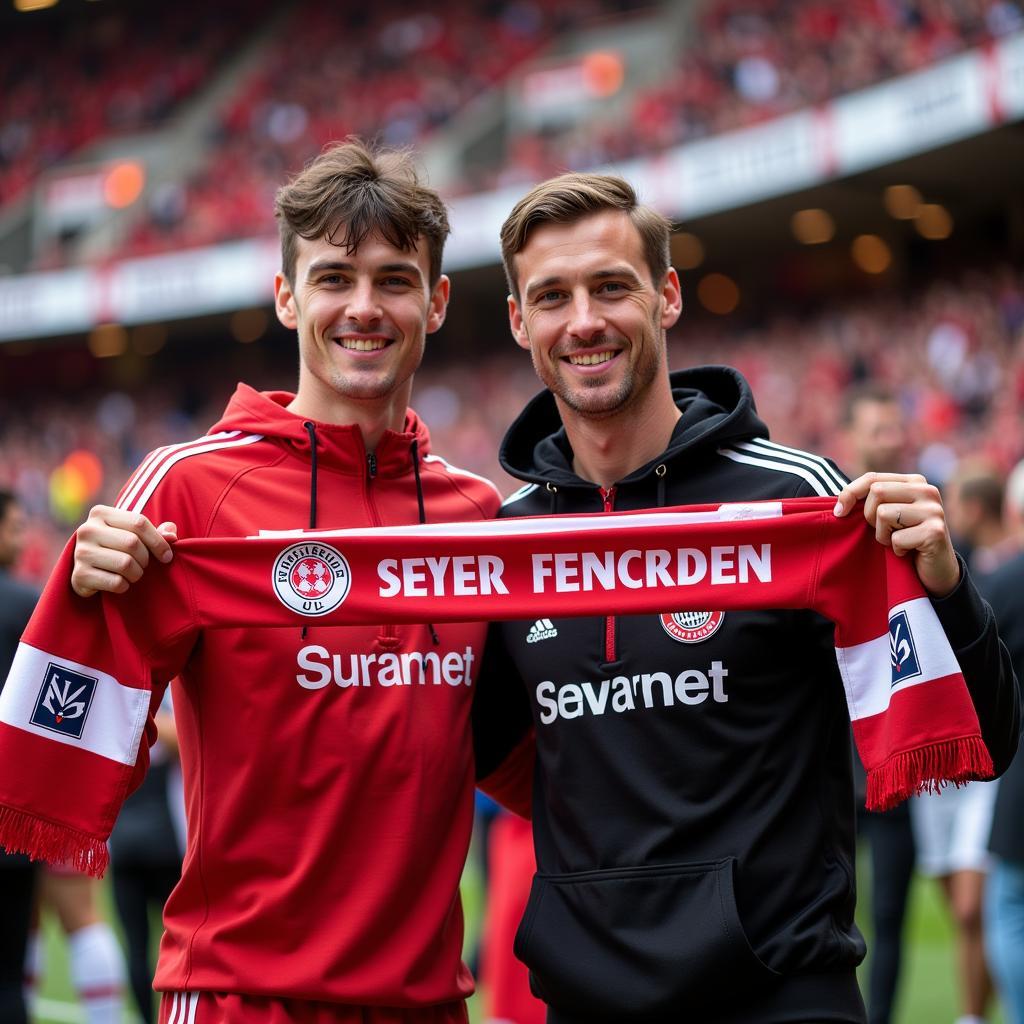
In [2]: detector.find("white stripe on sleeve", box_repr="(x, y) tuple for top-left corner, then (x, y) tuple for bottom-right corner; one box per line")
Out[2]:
(127, 433), (264, 515)
(744, 438), (847, 492)
(717, 447), (832, 496)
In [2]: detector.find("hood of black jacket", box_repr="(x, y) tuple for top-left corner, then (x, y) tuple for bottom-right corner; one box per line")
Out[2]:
(499, 365), (769, 489)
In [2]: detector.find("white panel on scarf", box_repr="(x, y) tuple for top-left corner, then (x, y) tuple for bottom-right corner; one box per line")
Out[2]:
(834, 596), (963, 721)
(0, 642), (149, 765)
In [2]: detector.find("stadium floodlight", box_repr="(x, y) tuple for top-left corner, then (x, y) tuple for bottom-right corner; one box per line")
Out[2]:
(851, 235), (892, 275)
(791, 209), (835, 245)
(697, 273), (740, 315)
(230, 309), (270, 344)
(884, 185), (923, 220)
(87, 323), (128, 359)
(915, 204), (954, 240)
(671, 232), (704, 270)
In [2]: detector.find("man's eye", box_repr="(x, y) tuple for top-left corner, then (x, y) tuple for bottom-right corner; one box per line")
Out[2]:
(383, 277), (413, 288)
(538, 291), (563, 303)
(599, 281), (625, 294)
(320, 275), (343, 285)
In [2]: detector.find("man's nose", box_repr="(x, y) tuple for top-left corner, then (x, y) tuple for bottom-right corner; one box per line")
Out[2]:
(347, 280), (383, 325)
(567, 293), (607, 341)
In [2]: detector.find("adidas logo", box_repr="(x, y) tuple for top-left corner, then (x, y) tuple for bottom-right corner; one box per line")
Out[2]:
(527, 618), (558, 643)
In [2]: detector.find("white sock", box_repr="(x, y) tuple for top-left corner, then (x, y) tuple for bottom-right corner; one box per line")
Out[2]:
(67, 922), (126, 1024)
(23, 930), (42, 1006)
(954, 1016), (987, 1024)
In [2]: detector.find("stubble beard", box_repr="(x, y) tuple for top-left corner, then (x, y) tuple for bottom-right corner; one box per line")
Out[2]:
(539, 322), (663, 420)
(326, 365), (400, 402)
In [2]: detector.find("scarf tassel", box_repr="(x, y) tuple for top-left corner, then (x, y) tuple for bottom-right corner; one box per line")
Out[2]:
(866, 736), (995, 812)
(0, 805), (108, 878)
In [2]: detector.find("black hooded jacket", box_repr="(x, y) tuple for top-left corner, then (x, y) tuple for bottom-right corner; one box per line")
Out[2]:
(475, 366), (1019, 1023)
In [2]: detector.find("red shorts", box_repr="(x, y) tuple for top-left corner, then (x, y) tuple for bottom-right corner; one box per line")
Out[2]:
(158, 993), (468, 1024)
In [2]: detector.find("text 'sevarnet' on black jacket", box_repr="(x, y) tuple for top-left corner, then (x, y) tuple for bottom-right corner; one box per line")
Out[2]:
(473, 366), (1020, 1024)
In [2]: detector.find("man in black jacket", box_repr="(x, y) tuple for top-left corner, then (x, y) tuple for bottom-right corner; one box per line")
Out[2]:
(0, 489), (40, 1024)
(58, 171), (1020, 1023)
(473, 173), (1019, 1023)
(980, 535), (1024, 1023)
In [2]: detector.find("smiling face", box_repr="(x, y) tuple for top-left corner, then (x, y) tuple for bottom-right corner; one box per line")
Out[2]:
(508, 210), (681, 420)
(274, 229), (449, 419)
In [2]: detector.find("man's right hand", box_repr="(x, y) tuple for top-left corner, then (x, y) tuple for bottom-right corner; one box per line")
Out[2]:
(72, 505), (178, 598)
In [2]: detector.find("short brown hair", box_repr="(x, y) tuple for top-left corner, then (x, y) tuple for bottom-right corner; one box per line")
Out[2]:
(951, 461), (1005, 522)
(274, 138), (450, 286)
(841, 383), (899, 427)
(500, 173), (672, 300)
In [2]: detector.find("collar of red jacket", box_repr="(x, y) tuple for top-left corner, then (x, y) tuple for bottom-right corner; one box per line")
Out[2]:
(210, 383), (430, 477)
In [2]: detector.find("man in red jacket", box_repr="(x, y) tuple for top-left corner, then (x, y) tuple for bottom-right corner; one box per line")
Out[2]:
(48, 169), (1018, 1024)
(0, 140), (510, 1024)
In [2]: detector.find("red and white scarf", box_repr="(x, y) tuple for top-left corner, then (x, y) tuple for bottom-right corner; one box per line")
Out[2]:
(0, 497), (993, 874)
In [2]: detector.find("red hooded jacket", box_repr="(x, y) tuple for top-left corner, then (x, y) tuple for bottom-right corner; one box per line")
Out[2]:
(20, 385), (502, 1009)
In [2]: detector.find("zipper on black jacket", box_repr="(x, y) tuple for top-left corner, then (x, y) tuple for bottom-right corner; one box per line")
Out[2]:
(600, 485), (617, 663)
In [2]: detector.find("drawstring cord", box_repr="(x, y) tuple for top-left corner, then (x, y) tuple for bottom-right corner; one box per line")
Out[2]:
(304, 422), (319, 529)
(546, 481), (558, 513)
(297, 428), (440, 646)
(656, 464), (667, 508)
(410, 439), (440, 646)
(410, 438), (427, 527)
(301, 421), (319, 641)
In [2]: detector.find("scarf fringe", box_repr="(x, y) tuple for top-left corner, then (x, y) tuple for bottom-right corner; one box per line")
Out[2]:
(866, 736), (995, 812)
(0, 805), (108, 878)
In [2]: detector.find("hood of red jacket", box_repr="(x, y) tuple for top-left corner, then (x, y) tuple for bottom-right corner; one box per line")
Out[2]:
(209, 383), (431, 478)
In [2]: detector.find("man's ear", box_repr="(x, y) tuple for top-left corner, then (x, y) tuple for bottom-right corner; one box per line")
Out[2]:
(274, 272), (298, 330)
(426, 274), (451, 334)
(508, 293), (530, 351)
(660, 267), (683, 330)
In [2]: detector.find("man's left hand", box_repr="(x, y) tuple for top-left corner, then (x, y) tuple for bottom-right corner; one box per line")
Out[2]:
(833, 472), (961, 599)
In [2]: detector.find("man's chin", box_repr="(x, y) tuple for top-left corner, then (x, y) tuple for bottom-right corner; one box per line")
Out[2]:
(555, 382), (633, 419)
(329, 373), (397, 403)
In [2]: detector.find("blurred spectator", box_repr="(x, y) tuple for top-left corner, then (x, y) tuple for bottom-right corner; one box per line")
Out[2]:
(26, 867), (127, 1024)
(842, 387), (916, 1024)
(0, 490), (39, 1024)
(908, 455), (1009, 1024)
(946, 460), (1018, 574)
(109, 691), (184, 1024)
(480, 812), (545, 1024)
(981, 459), (1024, 1024)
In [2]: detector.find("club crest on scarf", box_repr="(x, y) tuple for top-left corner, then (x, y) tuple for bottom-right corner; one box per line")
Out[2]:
(31, 664), (97, 738)
(660, 610), (725, 643)
(888, 610), (922, 685)
(273, 542), (351, 616)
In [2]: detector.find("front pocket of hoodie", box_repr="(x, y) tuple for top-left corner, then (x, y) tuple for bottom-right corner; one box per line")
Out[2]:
(514, 857), (778, 1018)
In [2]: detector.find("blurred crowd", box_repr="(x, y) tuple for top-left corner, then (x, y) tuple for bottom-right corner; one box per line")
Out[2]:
(8, 0), (1021, 266)
(119, 0), (1024, 249)
(86, 0), (648, 260)
(0, 0), (272, 212)
(1, 259), (1021, 586)
(475, 0), (1024, 192)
